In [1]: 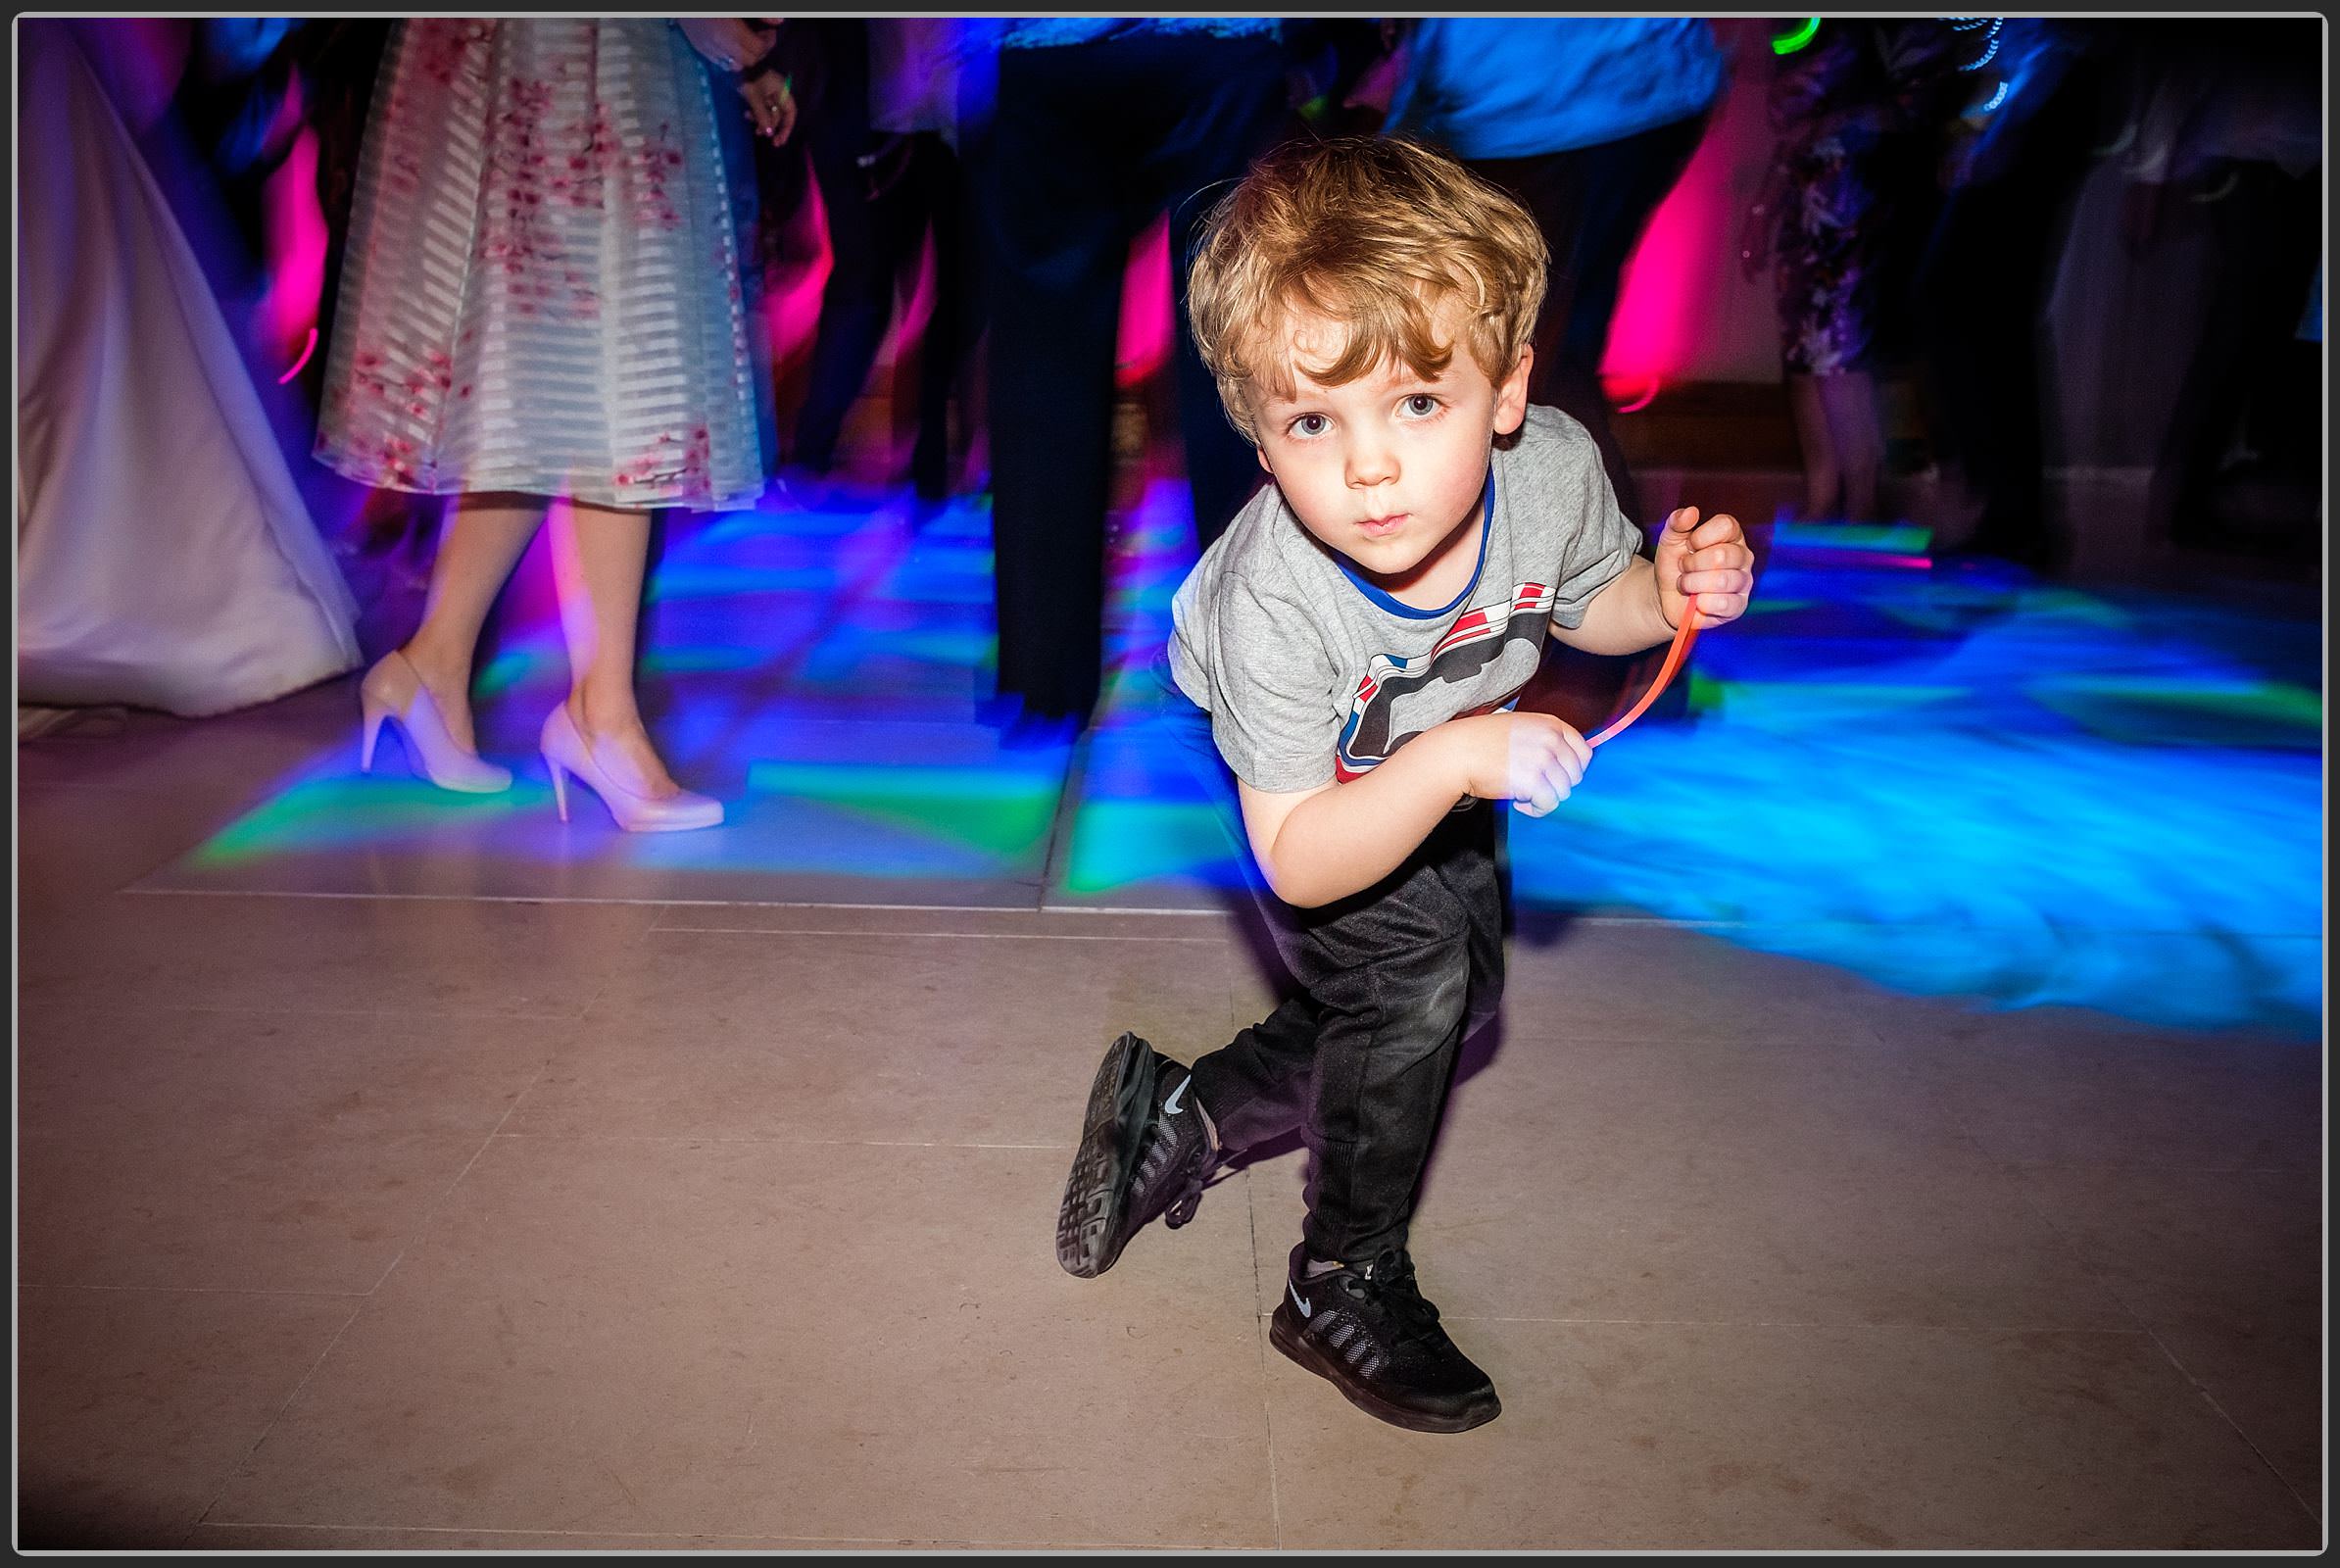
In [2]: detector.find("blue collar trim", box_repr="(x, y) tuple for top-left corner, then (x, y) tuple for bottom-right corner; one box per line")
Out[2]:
(1336, 468), (1495, 619)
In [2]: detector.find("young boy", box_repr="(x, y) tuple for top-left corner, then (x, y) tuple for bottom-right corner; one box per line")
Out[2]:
(1055, 136), (1754, 1434)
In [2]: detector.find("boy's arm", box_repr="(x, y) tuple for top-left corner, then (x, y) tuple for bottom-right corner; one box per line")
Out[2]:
(1551, 555), (1676, 656)
(1237, 710), (1590, 908)
(1553, 506), (1756, 655)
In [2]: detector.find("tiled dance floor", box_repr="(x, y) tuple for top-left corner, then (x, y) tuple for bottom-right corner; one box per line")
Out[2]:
(135, 478), (2320, 1038)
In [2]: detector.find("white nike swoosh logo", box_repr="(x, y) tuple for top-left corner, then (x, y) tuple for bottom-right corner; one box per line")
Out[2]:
(1289, 1280), (1312, 1318)
(1162, 1076), (1190, 1116)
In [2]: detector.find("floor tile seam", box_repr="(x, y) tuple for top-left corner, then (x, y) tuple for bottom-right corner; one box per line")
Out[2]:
(1994, 1159), (2324, 1177)
(486, 1132), (1073, 1152)
(2129, 1319), (2327, 1525)
(651, 904), (1229, 926)
(13, 774), (284, 807)
(1246, 1310), (2161, 1335)
(15, 998), (595, 1024)
(188, 1521), (1260, 1548)
(1037, 902), (1247, 918)
(361, 1059), (555, 1298)
(187, 1294), (368, 1541)
(1929, 1109), (2234, 1332)
(121, 887), (1051, 912)
(1985, 1151), (2166, 1337)
(15, 1001), (594, 1023)
(636, 926), (1230, 945)
(14, 1281), (374, 1299)
(1470, 1030), (1953, 1052)
(106, 886), (2322, 943)
(1035, 723), (1098, 902)
(1240, 1169), (1285, 1552)
(1515, 914), (2327, 939)
(1037, 903), (1231, 917)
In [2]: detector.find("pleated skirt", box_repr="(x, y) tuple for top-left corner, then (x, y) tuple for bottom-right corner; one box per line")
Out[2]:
(315, 19), (764, 510)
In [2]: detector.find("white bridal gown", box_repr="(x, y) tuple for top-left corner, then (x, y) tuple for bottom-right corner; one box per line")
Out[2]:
(16, 19), (363, 716)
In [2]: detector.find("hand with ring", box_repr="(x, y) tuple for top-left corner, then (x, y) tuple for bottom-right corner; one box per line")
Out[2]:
(739, 68), (796, 144)
(677, 17), (775, 74)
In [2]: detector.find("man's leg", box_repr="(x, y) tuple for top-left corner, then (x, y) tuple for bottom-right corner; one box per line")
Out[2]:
(981, 41), (1135, 725)
(1152, 32), (1288, 552)
(908, 132), (974, 499)
(790, 24), (894, 475)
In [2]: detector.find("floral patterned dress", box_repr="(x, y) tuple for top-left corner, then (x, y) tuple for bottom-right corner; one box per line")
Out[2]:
(316, 20), (764, 510)
(1762, 21), (1965, 375)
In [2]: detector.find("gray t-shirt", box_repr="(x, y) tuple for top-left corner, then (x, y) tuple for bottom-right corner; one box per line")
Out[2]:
(1168, 404), (1643, 793)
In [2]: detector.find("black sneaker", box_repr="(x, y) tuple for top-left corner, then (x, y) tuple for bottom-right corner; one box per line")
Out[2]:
(1055, 1032), (1219, 1278)
(1269, 1244), (1500, 1434)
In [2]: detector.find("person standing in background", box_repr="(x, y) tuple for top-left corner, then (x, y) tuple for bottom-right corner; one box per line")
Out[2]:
(18, 19), (364, 717)
(2121, 19), (2320, 558)
(784, 18), (985, 504)
(316, 19), (785, 830)
(1912, 19), (2123, 572)
(1742, 19), (1966, 525)
(976, 19), (1291, 740)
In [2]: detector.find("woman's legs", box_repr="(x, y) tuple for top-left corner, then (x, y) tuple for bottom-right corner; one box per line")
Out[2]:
(1785, 371), (1839, 521)
(396, 491), (548, 750)
(380, 491), (688, 794)
(1818, 368), (1883, 522)
(552, 500), (686, 798)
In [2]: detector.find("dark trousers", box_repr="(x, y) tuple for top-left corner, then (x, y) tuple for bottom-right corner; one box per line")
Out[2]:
(981, 32), (1287, 723)
(1161, 670), (1506, 1264)
(1467, 111), (1708, 526)
(2150, 159), (2321, 548)
(1914, 64), (2106, 566)
(793, 22), (977, 488)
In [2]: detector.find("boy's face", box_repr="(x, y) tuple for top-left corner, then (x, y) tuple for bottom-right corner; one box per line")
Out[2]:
(1245, 303), (1532, 591)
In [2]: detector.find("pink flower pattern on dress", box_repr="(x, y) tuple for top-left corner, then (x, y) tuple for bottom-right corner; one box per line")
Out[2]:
(317, 21), (758, 509)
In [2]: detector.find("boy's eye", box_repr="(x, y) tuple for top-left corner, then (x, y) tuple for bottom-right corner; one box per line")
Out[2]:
(1400, 394), (1440, 417)
(1289, 413), (1330, 438)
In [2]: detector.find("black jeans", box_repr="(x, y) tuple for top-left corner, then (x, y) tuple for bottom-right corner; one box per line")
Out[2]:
(979, 31), (1287, 722)
(1913, 58), (2108, 566)
(1159, 664), (1506, 1264)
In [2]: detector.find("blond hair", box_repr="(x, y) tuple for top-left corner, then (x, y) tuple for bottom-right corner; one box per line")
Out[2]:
(1187, 135), (1549, 442)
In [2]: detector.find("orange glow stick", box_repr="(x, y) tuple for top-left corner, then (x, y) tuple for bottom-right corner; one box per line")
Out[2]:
(1587, 592), (1700, 748)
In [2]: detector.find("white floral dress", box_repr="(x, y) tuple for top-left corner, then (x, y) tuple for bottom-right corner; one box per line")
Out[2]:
(316, 19), (764, 510)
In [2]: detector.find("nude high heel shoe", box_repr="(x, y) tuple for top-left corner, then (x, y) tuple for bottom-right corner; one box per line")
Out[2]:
(540, 704), (724, 832)
(358, 651), (513, 793)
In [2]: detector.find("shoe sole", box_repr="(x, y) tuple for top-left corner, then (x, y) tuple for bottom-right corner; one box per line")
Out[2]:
(1269, 1310), (1500, 1435)
(1055, 1032), (1157, 1279)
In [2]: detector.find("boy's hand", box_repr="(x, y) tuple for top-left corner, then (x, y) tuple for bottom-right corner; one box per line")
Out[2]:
(1653, 507), (1755, 630)
(1451, 711), (1591, 817)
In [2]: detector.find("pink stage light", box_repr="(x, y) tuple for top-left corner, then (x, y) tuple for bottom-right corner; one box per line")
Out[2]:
(1115, 216), (1173, 391)
(276, 326), (317, 384)
(1610, 376), (1662, 414)
(1601, 62), (1752, 390)
(258, 92), (325, 369)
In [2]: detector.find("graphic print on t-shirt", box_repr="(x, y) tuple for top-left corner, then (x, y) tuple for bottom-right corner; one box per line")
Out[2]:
(1335, 581), (1553, 780)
